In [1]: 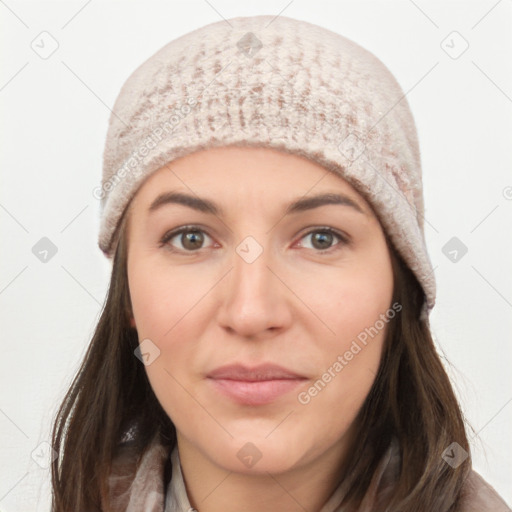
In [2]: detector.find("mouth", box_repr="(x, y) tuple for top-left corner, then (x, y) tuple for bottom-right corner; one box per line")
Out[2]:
(206, 363), (308, 406)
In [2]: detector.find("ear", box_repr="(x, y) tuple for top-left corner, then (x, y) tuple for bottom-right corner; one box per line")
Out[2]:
(129, 316), (137, 328)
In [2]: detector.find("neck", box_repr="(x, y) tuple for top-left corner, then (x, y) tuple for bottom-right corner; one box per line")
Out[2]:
(175, 429), (356, 512)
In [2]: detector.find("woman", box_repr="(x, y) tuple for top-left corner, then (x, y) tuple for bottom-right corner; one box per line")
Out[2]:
(50, 14), (511, 512)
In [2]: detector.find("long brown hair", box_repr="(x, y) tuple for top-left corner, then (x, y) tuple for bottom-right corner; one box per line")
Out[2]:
(50, 210), (473, 511)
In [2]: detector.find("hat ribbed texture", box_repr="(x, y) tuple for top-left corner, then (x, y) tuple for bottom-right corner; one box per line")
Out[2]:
(97, 14), (435, 317)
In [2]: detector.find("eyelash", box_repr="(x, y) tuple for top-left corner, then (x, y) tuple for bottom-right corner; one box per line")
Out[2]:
(158, 225), (350, 254)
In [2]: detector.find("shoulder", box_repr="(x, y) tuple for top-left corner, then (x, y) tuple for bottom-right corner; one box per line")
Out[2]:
(458, 470), (511, 511)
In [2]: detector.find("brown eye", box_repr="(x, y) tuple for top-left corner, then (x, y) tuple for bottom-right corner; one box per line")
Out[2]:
(310, 231), (334, 250)
(160, 227), (213, 252)
(180, 230), (205, 250)
(298, 228), (348, 252)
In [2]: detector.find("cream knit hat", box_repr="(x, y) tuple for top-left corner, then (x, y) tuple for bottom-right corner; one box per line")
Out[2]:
(97, 14), (436, 317)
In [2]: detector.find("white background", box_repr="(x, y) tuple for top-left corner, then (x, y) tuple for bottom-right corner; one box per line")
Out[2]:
(1, 0), (511, 510)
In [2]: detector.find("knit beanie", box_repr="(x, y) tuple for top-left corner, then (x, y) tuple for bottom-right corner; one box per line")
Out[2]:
(96, 14), (436, 318)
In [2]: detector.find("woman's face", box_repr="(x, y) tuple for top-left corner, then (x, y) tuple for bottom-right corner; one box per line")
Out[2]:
(126, 146), (394, 474)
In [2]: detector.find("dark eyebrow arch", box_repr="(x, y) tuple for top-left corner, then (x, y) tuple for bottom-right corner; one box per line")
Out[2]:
(284, 193), (366, 216)
(147, 191), (367, 217)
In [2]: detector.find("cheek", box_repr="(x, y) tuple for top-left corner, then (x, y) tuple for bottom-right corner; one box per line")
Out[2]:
(295, 253), (393, 417)
(128, 259), (208, 423)
(297, 308), (389, 444)
(302, 260), (394, 352)
(128, 258), (208, 341)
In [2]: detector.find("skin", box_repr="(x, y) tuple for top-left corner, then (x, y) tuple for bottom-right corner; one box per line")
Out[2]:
(125, 146), (394, 512)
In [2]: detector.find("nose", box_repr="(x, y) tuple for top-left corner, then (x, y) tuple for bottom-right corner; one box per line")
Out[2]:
(215, 240), (293, 340)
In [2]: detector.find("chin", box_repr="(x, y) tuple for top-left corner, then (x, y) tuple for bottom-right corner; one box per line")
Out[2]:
(202, 433), (309, 475)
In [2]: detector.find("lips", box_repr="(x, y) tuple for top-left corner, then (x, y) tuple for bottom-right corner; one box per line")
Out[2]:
(207, 363), (307, 405)
(207, 363), (305, 381)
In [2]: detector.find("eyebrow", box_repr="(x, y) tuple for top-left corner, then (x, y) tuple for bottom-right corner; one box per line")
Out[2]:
(147, 191), (367, 217)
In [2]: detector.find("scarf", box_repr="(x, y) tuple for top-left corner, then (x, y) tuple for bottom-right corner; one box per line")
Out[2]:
(103, 435), (511, 511)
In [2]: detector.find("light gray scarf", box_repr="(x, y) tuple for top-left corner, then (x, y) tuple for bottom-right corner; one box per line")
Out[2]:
(103, 435), (511, 511)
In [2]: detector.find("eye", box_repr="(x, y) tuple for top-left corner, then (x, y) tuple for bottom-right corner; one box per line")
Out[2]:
(297, 227), (349, 253)
(159, 226), (349, 254)
(159, 226), (215, 252)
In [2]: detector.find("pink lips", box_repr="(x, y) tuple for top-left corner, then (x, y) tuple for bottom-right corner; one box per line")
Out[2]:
(207, 363), (307, 406)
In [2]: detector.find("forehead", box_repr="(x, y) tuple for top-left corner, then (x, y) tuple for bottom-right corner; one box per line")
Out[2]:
(128, 146), (373, 214)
